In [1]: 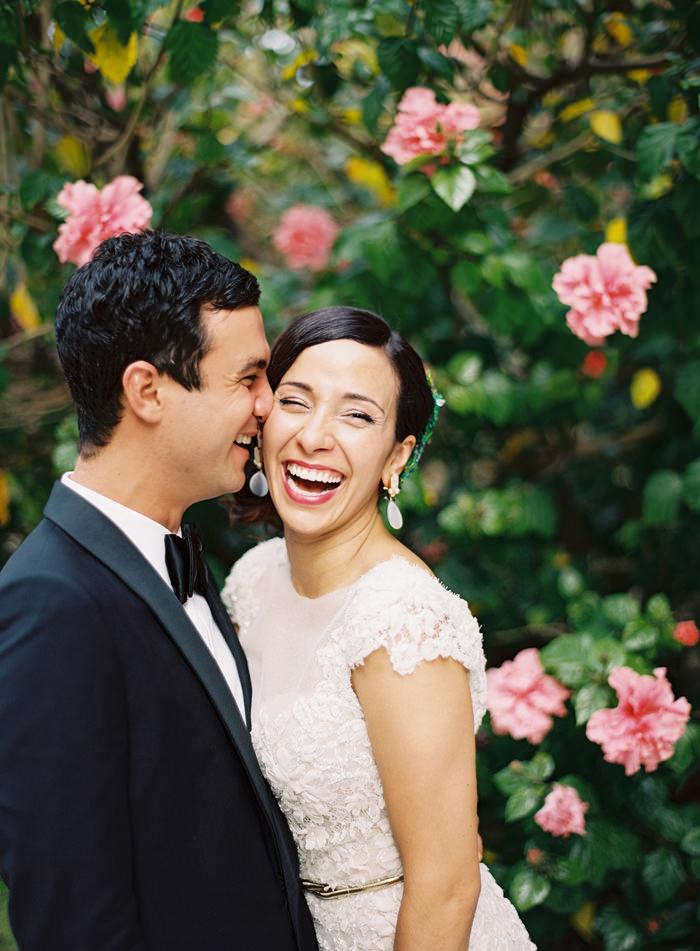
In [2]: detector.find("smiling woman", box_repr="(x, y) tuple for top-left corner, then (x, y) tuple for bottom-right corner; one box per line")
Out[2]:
(223, 306), (535, 950)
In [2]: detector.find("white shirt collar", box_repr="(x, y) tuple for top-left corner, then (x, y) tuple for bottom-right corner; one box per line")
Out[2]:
(60, 472), (178, 589)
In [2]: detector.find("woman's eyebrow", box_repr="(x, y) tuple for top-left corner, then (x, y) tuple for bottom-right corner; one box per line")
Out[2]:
(279, 381), (385, 415)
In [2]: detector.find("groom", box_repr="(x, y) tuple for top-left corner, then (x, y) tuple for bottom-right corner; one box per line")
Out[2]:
(0, 232), (318, 950)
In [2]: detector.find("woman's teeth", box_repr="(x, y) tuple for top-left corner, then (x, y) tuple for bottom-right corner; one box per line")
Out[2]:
(234, 434), (253, 446)
(285, 462), (343, 495)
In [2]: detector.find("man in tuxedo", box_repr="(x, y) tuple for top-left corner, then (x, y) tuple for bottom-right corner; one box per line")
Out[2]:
(0, 231), (318, 950)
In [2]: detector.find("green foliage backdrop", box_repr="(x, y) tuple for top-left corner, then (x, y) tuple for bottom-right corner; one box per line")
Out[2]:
(1, 2), (699, 948)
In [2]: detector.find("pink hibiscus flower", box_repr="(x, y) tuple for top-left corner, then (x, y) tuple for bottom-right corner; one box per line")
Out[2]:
(273, 204), (339, 271)
(381, 86), (480, 166)
(486, 648), (570, 744)
(53, 176), (152, 267)
(535, 784), (588, 837)
(586, 667), (691, 775)
(552, 243), (656, 346)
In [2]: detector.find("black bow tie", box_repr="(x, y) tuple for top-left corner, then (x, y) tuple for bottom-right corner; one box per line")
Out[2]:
(164, 524), (210, 604)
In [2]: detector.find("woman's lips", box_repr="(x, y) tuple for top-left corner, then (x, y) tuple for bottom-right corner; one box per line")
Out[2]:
(281, 462), (344, 506)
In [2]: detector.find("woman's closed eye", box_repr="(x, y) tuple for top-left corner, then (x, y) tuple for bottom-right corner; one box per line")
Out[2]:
(344, 410), (375, 424)
(277, 396), (309, 410)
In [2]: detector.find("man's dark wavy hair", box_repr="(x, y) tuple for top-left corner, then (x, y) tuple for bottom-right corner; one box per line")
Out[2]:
(230, 305), (433, 526)
(55, 230), (260, 454)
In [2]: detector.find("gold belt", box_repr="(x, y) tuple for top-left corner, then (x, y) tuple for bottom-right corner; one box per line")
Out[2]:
(301, 873), (404, 899)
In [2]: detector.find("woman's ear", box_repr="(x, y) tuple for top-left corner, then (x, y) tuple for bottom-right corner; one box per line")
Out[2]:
(121, 361), (164, 425)
(381, 435), (416, 488)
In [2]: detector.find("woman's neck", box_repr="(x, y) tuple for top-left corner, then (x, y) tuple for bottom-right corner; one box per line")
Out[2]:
(284, 506), (400, 599)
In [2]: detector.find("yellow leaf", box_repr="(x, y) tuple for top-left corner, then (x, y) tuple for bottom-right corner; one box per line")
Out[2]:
(641, 173), (673, 200)
(630, 369), (662, 410)
(54, 135), (90, 176)
(509, 43), (528, 68)
(10, 284), (41, 331)
(571, 902), (596, 940)
(289, 97), (309, 113)
(345, 156), (395, 207)
(281, 49), (316, 81)
(52, 23), (66, 53)
(240, 257), (261, 275)
(605, 13), (633, 47)
(333, 38), (379, 78)
(628, 68), (652, 84)
(0, 470), (10, 527)
(88, 24), (138, 85)
(668, 96), (689, 123)
(216, 127), (237, 145)
(341, 107), (362, 126)
(560, 97), (595, 122)
(605, 217), (627, 245)
(590, 110), (622, 144)
(553, 551), (571, 569)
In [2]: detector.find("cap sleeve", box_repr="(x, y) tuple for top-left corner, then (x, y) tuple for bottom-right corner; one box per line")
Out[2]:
(342, 558), (487, 725)
(221, 536), (285, 636)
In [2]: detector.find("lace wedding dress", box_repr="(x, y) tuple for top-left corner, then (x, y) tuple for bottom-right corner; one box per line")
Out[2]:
(223, 537), (535, 951)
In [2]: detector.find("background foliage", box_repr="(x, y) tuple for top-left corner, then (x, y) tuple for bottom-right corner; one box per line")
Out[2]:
(1, 1), (699, 948)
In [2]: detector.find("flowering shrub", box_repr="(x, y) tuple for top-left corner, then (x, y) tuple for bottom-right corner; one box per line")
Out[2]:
(486, 648), (570, 744)
(381, 86), (480, 167)
(273, 204), (339, 271)
(586, 668), (691, 776)
(552, 243), (657, 346)
(535, 784), (588, 838)
(3, 1), (699, 947)
(53, 176), (152, 266)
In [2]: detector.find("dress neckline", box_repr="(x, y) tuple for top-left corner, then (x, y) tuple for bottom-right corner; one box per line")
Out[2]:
(277, 539), (433, 604)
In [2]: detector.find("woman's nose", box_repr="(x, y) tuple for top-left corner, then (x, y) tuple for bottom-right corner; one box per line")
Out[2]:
(296, 412), (336, 453)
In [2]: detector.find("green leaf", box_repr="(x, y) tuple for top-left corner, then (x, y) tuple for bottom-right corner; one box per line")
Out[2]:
(667, 722), (700, 776)
(397, 174), (431, 212)
(166, 21), (219, 85)
(541, 634), (593, 688)
(431, 165), (476, 211)
(509, 866), (551, 911)
(54, 1), (95, 53)
(601, 593), (640, 627)
(457, 0), (493, 34)
(621, 618), (658, 652)
(447, 350), (482, 385)
(425, 0), (459, 46)
(642, 848), (687, 904)
(202, 0), (237, 24)
(493, 762), (529, 796)
(595, 906), (643, 951)
(377, 38), (420, 89)
(676, 118), (700, 180)
(674, 361), (700, 425)
(637, 123), (678, 179)
(361, 80), (389, 134)
(574, 683), (612, 725)
(682, 458), (700, 511)
(505, 785), (544, 822)
(474, 164), (513, 194)
(523, 751), (555, 781)
(642, 470), (683, 525)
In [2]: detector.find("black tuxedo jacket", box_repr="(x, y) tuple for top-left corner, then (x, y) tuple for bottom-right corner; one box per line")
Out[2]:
(0, 482), (318, 951)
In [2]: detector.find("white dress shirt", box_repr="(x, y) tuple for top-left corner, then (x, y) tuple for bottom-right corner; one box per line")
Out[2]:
(61, 473), (245, 715)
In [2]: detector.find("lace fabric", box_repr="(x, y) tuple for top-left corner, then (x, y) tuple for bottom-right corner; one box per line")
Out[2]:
(223, 538), (536, 950)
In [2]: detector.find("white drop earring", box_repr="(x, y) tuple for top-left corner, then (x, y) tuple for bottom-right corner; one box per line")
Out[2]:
(248, 428), (269, 497)
(384, 472), (403, 531)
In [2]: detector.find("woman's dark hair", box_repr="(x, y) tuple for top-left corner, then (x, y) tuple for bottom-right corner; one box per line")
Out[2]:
(231, 306), (434, 525)
(55, 230), (260, 454)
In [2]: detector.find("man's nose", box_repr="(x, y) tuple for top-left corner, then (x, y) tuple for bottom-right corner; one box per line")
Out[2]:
(253, 377), (274, 421)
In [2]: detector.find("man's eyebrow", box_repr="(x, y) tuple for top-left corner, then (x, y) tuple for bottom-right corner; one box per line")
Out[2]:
(279, 381), (385, 414)
(238, 357), (268, 374)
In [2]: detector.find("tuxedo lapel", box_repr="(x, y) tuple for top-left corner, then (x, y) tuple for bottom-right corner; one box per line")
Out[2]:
(204, 581), (253, 730)
(43, 483), (269, 821)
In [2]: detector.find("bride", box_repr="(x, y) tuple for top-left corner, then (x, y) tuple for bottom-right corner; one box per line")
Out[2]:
(223, 306), (535, 950)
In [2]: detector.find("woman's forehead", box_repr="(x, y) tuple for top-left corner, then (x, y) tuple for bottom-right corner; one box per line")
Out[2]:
(281, 339), (399, 400)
